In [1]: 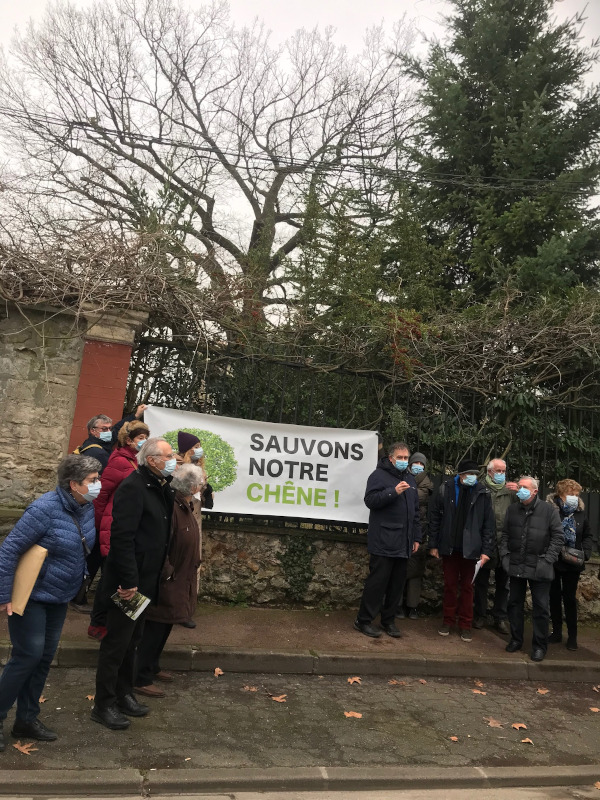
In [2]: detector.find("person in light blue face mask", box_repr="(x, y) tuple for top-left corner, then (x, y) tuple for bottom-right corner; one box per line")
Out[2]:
(354, 442), (422, 640)
(92, 438), (176, 732)
(499, 476), (564, 663)
(472, 458), (519, 635)
(429, 459), (494, 642)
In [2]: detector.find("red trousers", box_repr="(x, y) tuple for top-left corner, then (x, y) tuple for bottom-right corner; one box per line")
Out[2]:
(442, 553), (476, 629)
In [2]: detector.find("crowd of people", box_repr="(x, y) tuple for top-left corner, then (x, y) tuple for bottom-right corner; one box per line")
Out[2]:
(355, 442), (593, 663)
(0, 408), (213, 748)
(0, 419), (594, 751)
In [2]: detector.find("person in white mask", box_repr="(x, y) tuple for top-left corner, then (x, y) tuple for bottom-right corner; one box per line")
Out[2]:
(91, 438), (175, 731)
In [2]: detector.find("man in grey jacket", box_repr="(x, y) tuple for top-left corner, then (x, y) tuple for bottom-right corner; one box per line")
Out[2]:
(500, 476), (563, 662)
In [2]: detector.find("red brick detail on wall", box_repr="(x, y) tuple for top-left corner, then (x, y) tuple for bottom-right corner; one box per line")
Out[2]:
(68, 339), (133, 453)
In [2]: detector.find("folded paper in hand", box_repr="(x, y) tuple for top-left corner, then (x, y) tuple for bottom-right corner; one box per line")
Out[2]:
(472, 558), (483, 584)
(11, 545), (48, 615)
(111, 590), (151, 620)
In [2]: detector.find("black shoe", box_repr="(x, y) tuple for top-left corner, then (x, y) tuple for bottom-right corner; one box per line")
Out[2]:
(396, 607), (406, 619)
(566, 637), (578, 651)
(494, 619), (510, 636)
(91, 705), (130, 730)
(353, 620), (382, 638)
(117, 693), (150, 717)
(473, 616), (486, 630)
(179, 619), (196, 629)
(505, 640), (522, 653)
(548, 630), (562, 644)
(11, 718), (57, 741)
(382, 623), (403, 638)
(530, 648), (545, 662)
(407, 608), (419, 620)
(0, 724), (5, 753)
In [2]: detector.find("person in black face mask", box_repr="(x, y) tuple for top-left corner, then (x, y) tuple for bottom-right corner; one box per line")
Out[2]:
(354, 442), (421, 639)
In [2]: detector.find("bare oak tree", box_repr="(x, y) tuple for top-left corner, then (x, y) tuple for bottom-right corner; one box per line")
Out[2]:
(0, 0), (415, 331)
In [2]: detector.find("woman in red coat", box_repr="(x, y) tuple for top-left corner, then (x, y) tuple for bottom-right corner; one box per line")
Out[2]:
(134, 463), (205, 697)
(87, 421), (149, 640)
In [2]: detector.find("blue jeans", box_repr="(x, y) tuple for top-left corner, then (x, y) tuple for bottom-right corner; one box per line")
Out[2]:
(0, 601), (67, 724)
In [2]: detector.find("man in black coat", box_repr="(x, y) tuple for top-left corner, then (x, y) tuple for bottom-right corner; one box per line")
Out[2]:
(354, 442), (422, 639)
(429, 460), (494, 641)
(499, 476), (563, 662)
(91, 437), (176, 730)
(76, 405), (149, 473)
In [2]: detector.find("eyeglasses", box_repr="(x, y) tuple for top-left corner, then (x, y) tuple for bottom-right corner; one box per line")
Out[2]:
(93, 426), (112, 432)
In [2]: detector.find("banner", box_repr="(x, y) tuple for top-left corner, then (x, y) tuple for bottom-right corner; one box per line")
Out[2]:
(144, 406), (378, 523)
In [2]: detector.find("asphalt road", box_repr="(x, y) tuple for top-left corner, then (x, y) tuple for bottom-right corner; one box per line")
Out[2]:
(1, 668), (600, 774)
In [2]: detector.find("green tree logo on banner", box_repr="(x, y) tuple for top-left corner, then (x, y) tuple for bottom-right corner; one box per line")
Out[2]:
(164, 428), (237, 492)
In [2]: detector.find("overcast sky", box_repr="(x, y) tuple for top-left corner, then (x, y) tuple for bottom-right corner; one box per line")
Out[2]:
(0, 0), (598, 84)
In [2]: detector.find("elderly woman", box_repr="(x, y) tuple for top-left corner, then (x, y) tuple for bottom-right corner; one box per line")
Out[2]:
(134, 463), (205, 698)
(547, 479), (592, 651)
(88, 421), (150, 641)
(0, 455), (100, 751)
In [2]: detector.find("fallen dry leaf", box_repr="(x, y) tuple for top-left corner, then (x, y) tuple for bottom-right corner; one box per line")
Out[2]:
(472, 689), (487, 695)
(271, 694), (287, 703)
(521, 738), (534, 745)
(537, 688), (549, 695)
(590, 707), (600, 713)
(344, 711), (363, 718)
(38, 696), (46, 703)
(243, 686), (258, 692)
(449, 736), (459, 742)
(86, 694), (95, 701)
(594, 780), (600, 789)
(388, 679), (407, 686)
(13, 741), (38, 756)
(485, 717), (503, 728)
(512, 723), (527, 730)
(184, 757), (191, 761)
(347, 677), (362, 685)
(593, 686), (600, 693)
(474, 680), (485, 688)
(214, 667), (224, 677)
(419, 679), (427, 684)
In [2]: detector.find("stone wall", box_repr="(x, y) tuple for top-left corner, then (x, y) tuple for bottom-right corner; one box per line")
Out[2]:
(0, 304), (86, 512)
(200, 524), (600, 622)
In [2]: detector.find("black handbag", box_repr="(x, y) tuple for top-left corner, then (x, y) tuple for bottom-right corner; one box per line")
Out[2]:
(69, 513), (92, 603)
(561, 545), (585, 568)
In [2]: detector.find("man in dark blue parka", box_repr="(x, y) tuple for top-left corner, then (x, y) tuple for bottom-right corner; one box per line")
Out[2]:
(354, 442), (422, 638)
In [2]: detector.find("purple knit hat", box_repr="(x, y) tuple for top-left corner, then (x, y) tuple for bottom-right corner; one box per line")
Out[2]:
(177, 431), (200, 454)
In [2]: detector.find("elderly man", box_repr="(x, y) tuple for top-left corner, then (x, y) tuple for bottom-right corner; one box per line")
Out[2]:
(500, 476), (563, 662)
(429, 460), (494, 641)
(75, 405), (148, 473)
(91, 437), (176, 730)
(354, 442), (422, 639)
(473, 458), (518, 634)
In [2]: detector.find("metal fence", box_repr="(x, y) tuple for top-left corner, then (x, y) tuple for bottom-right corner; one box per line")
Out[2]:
(130, 339), (600, 543)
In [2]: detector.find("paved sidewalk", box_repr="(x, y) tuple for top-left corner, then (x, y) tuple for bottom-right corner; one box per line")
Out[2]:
(1, 603), (599, 682)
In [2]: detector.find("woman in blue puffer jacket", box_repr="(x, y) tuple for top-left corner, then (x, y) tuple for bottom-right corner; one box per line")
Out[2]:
(0, 455), (100, 752)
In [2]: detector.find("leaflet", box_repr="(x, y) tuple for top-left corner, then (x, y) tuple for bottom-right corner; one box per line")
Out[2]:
(111, 590), (151, 620)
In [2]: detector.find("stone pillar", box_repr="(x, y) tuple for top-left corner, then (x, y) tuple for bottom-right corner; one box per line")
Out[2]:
(0, 303), (146, 514)
(67, 309), (147, 453)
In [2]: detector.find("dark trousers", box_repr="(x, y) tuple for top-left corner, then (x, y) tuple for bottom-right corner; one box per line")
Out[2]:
(549, 570), (580, 639)
(86, 537), (103, 585)
(508, 577), (551, 653)
(404, 547), (426, 609)
(357, 554), (408, 627)
(90, 561), (108, 627)
(442, 553), (476, 629)
(136, 620), (173, 687)
(473, 563), (510, 621)
(0, 601), (67, 724)
(94, 604), (146, 709)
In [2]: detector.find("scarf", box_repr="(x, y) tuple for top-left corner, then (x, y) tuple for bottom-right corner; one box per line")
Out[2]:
(558, 498), (577, 547)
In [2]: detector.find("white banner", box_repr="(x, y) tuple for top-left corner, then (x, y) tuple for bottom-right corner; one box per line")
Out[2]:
(144, 406), (377, 523)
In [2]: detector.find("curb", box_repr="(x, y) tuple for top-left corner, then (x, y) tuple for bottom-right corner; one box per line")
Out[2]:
(1, 764), (599, 795)
(3, 639), (600, 682)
